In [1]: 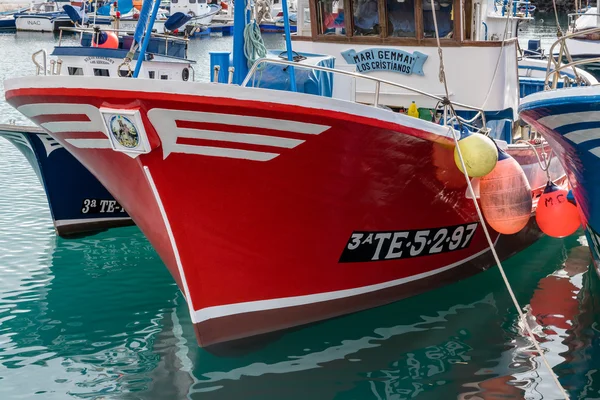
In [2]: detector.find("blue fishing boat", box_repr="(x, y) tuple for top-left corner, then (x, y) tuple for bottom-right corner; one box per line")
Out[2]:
(520, 35), (600, 275)
(0, 124), (133, 236)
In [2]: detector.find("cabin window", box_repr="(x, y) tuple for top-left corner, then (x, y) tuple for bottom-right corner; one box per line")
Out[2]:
(171, 0), (178, 3)
(93, 68), (110, 77)
(148, 71), (156, 79)
(309, 0), (458, 41)
(198, 0), (207, 3)
(190, 0), (196, 3)
(68, 67), (83, 76)
(160, 74), (169, 80)
(386, 0), (416, 37)
(353, 0), (379, 36)
(316, 0), (345, 35)
(423, 0), (453, 38)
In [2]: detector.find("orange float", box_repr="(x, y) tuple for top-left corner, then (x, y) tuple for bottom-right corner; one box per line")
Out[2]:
(92, 31), (119, 49)
(535, 182), (581, 238)
(479, 148), (532, 235)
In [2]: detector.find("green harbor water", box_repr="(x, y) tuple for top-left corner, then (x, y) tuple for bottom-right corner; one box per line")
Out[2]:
(1, 14), (600, 399)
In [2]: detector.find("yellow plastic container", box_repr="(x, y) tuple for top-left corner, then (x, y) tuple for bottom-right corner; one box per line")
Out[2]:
(407, 101), (419, 118)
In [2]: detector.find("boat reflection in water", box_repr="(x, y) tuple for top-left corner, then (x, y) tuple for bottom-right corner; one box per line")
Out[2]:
(179, 235), (596, 399)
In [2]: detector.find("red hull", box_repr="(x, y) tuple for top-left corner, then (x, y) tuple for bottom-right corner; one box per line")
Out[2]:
(5, 77), (559, 347)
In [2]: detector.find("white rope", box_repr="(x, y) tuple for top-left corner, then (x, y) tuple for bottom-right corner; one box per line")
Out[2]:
(430, 0), (569, 397)
(516, 140), (555, 181)
(450, 127), (568, 399)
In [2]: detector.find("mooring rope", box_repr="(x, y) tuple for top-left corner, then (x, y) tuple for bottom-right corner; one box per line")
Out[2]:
(516, 140), (555, 181)
(243, 0), (267, 69)
(430, 0), (569, 397)
(553, 0), (564, 36)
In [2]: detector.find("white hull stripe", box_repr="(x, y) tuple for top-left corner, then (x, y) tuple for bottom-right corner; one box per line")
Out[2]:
(173, 144), (278, 161)
(6, 76), (454, 140)
(176, 128), (305, 148)
(0, 131), (32, 150)
(143, 165), (197, 323)
(148, 109), (328, 161)
(17, 104), (108, 136)
(589, 148), (600, 158)
(192, 240), (497, 323)
(534, 113), (600, 157)
(537, 111), (600, 130)
(564, 128), (600, 144)
(65, 138), (111, 149)
(171, 110), (329, 135)
(54, 217), (131, 227)
(38, 134), (64, 157)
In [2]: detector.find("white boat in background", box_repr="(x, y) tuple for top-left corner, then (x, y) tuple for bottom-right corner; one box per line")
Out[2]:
(170, 0), (220, 29)
(558, 7), (600, 79)
(14, 1), (66, 32)
(270, 0), (296, 19)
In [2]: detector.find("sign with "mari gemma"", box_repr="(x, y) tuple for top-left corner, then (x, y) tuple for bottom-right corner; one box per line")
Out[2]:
(340, 48), (428, 76)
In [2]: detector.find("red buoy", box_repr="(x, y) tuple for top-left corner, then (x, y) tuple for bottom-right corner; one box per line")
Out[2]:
(92, 31), (119, 49)
(536, 182), (581, 238)
(480, 148), (532, 235)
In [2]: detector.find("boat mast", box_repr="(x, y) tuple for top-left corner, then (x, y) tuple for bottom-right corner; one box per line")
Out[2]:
(232, 0), (249, 84)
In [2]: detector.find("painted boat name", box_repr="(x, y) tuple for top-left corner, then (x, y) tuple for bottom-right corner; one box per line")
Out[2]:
(340, 48), (428, 76)
(81, 199), (126, 214)
(84, 56), (115, 65)
(339, 223), (478, 262)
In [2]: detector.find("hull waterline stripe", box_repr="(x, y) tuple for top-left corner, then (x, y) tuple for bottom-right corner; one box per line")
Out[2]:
(143, 165), (197, 323)
(192, 239), (497, 323)
(54, 216), (132, 226)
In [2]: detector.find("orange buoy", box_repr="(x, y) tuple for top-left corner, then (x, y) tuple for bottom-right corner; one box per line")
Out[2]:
(479, 148), (532, 235)
(535, 182), (581, 238)
(92, 31), (119, 49)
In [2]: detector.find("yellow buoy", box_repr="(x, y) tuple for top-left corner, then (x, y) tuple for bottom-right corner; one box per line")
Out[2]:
(453, 129), (498, 178)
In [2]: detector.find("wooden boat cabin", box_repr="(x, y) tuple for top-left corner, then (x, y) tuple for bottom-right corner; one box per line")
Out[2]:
(291, 0), (532, 120)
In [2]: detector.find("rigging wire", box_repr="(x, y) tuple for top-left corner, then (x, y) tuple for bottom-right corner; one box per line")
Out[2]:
(429, 0), (569, 397)
(480, 0), (516, 110)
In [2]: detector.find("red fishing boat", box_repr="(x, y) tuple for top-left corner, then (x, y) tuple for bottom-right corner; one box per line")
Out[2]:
(3, 0), (569, 347)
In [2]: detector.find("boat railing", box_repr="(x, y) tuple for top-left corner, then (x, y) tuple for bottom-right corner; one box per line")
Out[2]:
(32, 49), (47, 76)
(242, 58), (487, 127)
(494, 0), (535, 17)
(57, 26), (188, 52)
(545, 26), (600, 89)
